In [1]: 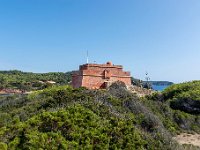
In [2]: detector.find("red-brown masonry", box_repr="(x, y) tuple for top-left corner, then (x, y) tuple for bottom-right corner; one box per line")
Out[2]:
(72, 62), (131, 89)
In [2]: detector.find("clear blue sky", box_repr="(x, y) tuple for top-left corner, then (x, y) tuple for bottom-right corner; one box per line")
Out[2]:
(0, 0), (200, 83)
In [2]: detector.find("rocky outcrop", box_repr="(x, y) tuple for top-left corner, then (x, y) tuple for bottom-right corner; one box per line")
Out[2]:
(127, 85), (154, 97)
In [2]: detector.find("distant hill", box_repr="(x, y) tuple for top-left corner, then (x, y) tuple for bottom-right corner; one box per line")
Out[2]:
(0, 70), (72, 91)
(132, 77), (173, 90)
(148, 81), (174, 86)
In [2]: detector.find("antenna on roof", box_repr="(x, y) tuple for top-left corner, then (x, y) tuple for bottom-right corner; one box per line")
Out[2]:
(87, 50), (89, 64)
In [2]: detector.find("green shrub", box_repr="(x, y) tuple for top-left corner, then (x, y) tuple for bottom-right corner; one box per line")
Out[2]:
(0, 142), (7, 150)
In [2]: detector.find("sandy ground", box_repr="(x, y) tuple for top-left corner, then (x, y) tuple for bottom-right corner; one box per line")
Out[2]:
(173, 133), (200, 147)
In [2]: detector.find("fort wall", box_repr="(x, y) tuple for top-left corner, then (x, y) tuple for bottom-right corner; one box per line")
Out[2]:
(72, 62), (131, 89)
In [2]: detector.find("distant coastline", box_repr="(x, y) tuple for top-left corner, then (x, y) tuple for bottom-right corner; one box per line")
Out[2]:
(143, 81), (174, 91)
(149, 81), (173, 86)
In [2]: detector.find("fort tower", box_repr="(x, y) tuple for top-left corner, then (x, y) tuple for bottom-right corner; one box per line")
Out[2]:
(72, 62), (131, 89)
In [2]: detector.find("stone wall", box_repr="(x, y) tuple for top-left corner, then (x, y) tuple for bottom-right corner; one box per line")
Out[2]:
(72, 72), (83, 88)
(72, 62), (131, 89)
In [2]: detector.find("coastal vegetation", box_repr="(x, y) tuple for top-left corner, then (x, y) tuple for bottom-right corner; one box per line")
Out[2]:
(143, 81), (200, 134)
(0, 70), (71, 91)
(0, 71), (199, 149)
(0, 85), (178, 149)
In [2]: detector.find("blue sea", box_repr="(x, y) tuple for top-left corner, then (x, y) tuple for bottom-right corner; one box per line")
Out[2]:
(152, 85), (170, 91)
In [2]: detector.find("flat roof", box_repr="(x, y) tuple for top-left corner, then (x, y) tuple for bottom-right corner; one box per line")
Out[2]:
(80, 63), (123, 69)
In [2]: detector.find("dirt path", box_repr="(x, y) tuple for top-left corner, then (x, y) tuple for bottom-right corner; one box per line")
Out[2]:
(173, 133), (200, 147)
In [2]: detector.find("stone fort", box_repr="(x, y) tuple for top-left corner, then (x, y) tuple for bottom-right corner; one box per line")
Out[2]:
(72, 61), (131, 89)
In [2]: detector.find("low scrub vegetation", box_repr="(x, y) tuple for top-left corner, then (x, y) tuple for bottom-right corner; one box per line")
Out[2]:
(144, 81), (200, 134)
(0, 80), (200, 149)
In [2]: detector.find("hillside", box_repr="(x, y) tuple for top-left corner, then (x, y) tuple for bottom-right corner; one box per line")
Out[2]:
(0, 70), (71, 91)
(0, 81), (200, 149)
